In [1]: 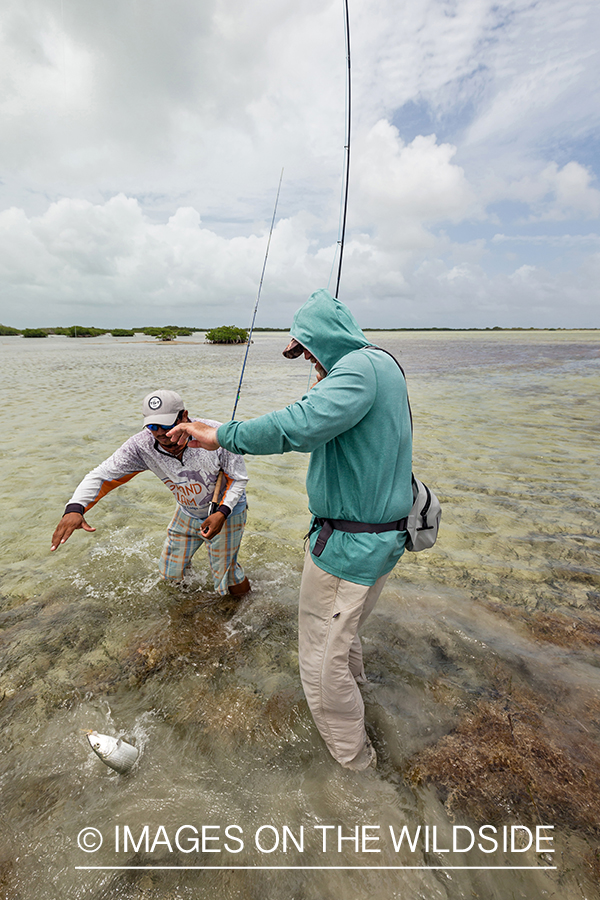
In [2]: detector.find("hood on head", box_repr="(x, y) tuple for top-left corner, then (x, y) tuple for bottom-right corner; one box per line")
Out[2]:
(286, 289), (370, 373)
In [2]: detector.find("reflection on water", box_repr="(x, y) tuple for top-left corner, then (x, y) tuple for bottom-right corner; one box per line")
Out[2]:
(1, 331), (600, 899)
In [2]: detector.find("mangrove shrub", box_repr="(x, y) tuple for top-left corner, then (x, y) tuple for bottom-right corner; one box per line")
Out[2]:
(205, 325), (248, 344)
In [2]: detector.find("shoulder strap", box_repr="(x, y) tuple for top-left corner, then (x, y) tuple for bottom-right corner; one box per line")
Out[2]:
(363, 344), (413, 432)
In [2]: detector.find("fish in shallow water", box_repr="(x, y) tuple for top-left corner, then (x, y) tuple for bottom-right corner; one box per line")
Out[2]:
(87, 731), (139, 774)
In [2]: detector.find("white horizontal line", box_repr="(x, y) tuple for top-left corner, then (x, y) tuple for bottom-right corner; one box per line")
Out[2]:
(76, 865), (557, 871)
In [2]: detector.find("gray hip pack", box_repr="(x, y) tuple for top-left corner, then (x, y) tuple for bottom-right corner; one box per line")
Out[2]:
(309, 346), (441, 557)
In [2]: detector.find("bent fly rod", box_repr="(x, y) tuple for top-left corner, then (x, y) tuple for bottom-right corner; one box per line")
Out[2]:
(208, 170), (284, 514)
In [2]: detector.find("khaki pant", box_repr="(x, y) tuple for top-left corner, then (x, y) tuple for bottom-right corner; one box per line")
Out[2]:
(298, 549), (390, 769)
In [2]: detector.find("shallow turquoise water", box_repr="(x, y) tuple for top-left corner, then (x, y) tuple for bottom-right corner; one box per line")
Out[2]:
(1, 331), (599, 899)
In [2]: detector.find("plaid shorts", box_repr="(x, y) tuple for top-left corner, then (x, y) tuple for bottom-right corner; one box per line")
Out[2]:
(159, 505), (247, 595)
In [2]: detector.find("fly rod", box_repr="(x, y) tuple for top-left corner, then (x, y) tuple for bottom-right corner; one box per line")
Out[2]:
(231, 167), (284, 421)
(208, 170), (284, 515)
(335, 0), (352, 299)
(311, 0), (352, 391)
(208, 470), (224, 516)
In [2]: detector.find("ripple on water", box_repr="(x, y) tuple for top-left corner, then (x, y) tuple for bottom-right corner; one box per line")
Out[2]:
(1, 332), (600, 898)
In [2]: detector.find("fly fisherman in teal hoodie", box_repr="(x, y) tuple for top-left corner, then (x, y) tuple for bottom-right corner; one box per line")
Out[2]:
(169, 289), (413, 770)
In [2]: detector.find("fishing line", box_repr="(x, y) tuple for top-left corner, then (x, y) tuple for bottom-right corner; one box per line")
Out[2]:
(231, 168), (284, 420)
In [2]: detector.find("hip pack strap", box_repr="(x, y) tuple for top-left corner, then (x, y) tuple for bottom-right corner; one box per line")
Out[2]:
(310, 516), (408, 557)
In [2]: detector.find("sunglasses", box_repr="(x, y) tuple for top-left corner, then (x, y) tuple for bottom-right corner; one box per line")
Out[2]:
(146, 412), (182, 433)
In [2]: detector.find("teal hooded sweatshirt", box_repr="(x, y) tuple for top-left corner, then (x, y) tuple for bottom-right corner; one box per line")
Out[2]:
(217, 289), (413, 585)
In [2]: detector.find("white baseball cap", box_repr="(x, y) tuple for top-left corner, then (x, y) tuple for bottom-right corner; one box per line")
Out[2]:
(142, 390), (184, 426)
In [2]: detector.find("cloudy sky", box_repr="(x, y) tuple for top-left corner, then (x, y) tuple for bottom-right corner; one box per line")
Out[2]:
(1, 0), (599, 328)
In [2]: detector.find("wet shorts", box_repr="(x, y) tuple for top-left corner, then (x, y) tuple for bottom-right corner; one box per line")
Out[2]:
(159, 505), (247, 595)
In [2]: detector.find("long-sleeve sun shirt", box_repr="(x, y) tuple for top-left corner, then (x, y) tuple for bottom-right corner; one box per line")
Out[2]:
(217, 290), (413, 586)
(66, 417), (248, 520)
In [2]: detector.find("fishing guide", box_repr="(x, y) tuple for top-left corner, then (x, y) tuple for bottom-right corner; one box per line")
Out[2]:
(50, 389), (251, 596)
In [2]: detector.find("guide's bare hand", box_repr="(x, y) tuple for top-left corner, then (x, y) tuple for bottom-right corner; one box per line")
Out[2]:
(200, 511), (226, 540)
(51, 512), (96, 551)
(167, 421), (219, 450)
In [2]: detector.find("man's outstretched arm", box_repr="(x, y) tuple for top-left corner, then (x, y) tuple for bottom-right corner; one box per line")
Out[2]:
(168, 421), (220, 450)
(50, 439), (146, 551)
(51, 511), (96, 550)
(169, 361), (376, 458)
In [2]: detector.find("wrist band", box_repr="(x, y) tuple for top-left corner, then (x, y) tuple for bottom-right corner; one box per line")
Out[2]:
(65, 503), (85, 516)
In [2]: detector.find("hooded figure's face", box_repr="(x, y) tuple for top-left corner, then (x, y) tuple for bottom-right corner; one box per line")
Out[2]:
(282, 336), (327, 379)
(302, 347), (328, 381)
(283, 289), (370, 375)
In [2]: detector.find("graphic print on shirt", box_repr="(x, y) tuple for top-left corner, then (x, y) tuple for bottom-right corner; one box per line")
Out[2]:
(68, 417), (248, 520)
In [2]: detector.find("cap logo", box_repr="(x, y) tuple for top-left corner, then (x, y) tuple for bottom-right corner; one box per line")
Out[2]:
(148, 396), (162, 410)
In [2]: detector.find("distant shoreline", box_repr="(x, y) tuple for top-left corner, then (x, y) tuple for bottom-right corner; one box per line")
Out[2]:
(1, 325), (599, 337)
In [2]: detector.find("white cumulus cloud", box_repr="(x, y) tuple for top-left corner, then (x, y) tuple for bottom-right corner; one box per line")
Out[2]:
(0, 0), (598, 328)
